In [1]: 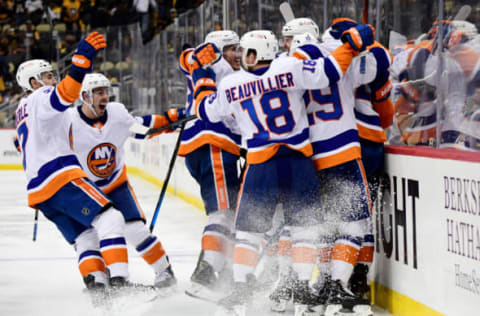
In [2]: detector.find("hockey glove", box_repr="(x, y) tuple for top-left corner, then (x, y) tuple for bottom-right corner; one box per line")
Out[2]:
(71, 32), (106, 73)
(341, 24), (375, 51)
(191, 43), (221, 70)
(330, 17), (358, 40)
(192, 67), (217, 99)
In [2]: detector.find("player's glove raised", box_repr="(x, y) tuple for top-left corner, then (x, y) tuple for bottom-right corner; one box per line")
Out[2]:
(191, 43), (221, 70)
(341, 24), (375, 51)
(71, 32), (106, 73)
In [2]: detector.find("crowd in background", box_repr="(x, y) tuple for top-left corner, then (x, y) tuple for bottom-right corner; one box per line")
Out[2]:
(0, 0), (479, 152)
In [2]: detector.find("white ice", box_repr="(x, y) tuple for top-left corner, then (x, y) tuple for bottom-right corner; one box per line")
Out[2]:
(0, 170), (391, 316)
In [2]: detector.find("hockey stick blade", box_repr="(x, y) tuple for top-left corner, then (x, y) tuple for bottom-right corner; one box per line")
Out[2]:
(279, 2), (295, 22)
(453, 5), (471, 21)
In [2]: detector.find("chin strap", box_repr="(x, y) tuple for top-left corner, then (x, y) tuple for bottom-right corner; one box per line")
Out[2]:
(85, 101), (99, 117)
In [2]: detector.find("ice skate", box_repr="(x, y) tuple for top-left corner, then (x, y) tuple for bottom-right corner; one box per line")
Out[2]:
(185, 256), (222, 302)
(83, 274), (108, 307)
(154, 264), (178, 295)
(324, 279), (372, 316)
(348, 264), (370, 298)
(215, 281), (251, 316)
(269, 270), (295, 312)
(293, 280), (324, 316)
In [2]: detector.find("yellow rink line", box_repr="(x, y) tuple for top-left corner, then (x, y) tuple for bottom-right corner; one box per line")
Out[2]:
(1, 164), (444, 315)
(126, 166), (205, 212)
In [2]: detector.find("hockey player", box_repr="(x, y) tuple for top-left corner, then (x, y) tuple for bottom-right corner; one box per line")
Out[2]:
(281, 17), (320, 55)
(68, 73), (182, 291)
(190, 24), (374, 316)
(178, 30), (243, 301)
(14, 33), (134, 293)
(289, 18), (393, 315)
(320, 17), (395, 301)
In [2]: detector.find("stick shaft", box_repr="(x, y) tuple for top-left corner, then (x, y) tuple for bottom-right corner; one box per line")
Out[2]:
(149, 123), (186, 232)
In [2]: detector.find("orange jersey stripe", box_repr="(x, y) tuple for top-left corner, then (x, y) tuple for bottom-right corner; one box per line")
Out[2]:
(142, 242), (166, 265)
(277, 240), (293, 257)
(331, 243), (360, 266)
(317, 247), (332, 263)
(102, 166), (128, 194)
(292, 246), (317, 264)
(234, 247), (259, 267)
(356, 159), (372, 213)
(292, 51), (308, 60)
(179, 134), (241, 156)
(202, 234), (223, 252)
(357, 124), (387, 143)
(28, 168), (87, 207)
(357, 245), (374, 263)
(247, 143), (313, 165)
(312, 146), (361, 171)
(234, 164), (249, 223)
(57, 75), (82, 103)
(101, 248), (128, 265)
(211, 146), (229, 210)
(72, 178), (110, 206)
(330, 43), (355, 75)
(78, 258), (106, 277)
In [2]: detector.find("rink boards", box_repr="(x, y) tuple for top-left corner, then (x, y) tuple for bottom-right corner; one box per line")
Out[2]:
(1, 128), (479, 315)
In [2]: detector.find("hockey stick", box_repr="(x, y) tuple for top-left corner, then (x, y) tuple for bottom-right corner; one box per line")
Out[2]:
(32, 210), (39, 241)
(129, 114), (197, 136)
(279, 2), (295, 22)
(362, 0), (369, 24)
(149, 122), (186, 232)
(146, 115), (196, 136)
(452, 4), (471, 21)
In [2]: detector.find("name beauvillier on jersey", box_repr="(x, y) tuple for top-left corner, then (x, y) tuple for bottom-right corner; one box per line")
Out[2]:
(225, 71), (295, 103)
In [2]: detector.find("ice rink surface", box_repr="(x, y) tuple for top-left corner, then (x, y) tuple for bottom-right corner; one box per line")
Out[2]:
(0, 170), (391, 316)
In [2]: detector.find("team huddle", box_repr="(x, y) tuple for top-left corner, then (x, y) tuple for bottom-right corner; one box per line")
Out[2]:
(14, 14), (394, 316)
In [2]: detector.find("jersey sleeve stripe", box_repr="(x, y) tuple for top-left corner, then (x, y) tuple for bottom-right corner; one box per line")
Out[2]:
(56, 75), (82, 104)
(324, 57), (341, 84)
(50, 87), (71, 111)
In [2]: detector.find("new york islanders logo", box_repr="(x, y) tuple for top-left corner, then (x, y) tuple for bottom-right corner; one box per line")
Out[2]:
(87, 143), (117, 178)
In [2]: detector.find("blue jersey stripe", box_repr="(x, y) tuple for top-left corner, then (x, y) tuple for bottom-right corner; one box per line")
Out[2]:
(311, 129), (359, 154)
(247, 127), (309, 148)
(324, 58), (340, 84)
(27, 155), (82, 190)
(354, 109), (381, 126)
(50, 89), (70, 112)
(136, 236), (157, 252)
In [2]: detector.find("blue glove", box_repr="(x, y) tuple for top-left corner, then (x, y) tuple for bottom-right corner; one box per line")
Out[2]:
(71, 32), (106, 74)
(192, 67), (217, 98)
(341, 24), (375, 51)
(330, 17), (358, 40)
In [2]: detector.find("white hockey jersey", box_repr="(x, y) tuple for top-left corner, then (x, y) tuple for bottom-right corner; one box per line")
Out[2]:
(178, 50), (241, 156)
(196, 52), (348, 164)
(68, 102), (166, 193)
(293, 42), (378, 170)
(15, 86), (86, 207)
